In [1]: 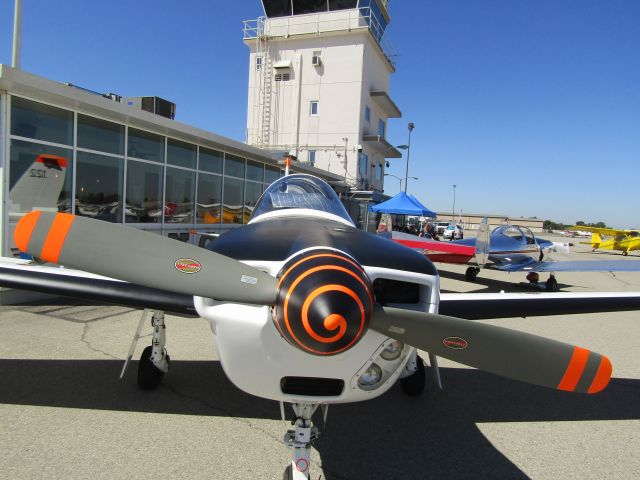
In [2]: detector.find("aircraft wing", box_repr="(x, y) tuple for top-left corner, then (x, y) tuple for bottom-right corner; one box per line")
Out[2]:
(567, 226), (627, 236)
(529, 260), (640, 273)
(0, 260), (196, 316)
(487, 257), (640, 273)
(390, 231), (476, 264)
(2, 258), (640, 323)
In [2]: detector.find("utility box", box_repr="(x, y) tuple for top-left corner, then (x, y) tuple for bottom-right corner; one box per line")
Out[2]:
(124, 96), (176, 120)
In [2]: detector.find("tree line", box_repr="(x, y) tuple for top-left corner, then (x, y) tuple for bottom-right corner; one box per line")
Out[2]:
(543, 220), (607, 231)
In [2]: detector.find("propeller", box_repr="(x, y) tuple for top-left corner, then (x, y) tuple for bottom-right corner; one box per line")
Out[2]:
(370, 305), (611, 394)
(14, 211), (277, 305)
(14, 211), (612, 394)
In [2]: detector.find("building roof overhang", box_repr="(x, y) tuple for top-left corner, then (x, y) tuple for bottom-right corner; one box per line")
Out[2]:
(362, 135), (402, 158)
(370, 91), (401, 118)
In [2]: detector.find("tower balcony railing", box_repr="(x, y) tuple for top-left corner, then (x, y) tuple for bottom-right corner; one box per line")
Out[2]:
(243, 7), (397, 69)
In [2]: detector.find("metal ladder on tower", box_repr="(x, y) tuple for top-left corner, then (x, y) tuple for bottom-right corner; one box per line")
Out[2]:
(256, 17), (272, 148)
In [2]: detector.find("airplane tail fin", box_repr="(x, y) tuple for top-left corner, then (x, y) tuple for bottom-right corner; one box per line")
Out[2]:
(9, 154), (68, 218)
(590, 233), (602, 249)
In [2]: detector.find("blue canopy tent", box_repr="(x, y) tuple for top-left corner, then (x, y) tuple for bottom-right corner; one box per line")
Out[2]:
(369, 191), (436, 217)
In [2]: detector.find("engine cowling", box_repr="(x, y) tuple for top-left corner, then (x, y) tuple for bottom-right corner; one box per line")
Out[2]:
(273, 249), (374, 356)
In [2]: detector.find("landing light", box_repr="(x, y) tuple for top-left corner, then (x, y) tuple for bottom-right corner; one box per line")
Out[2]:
(380, 340), (404, 361)
(357, 363), (382, 389)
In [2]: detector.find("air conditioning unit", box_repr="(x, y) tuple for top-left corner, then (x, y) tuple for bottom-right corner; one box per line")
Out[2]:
(312, 54), (322, 67)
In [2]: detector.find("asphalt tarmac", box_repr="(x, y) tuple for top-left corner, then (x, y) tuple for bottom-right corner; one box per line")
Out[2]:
(1, 235), (639, 479)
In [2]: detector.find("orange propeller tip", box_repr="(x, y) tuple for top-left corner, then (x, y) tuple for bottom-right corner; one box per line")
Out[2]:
(588, 355), (612, 394)
(14, 211), (42, 253)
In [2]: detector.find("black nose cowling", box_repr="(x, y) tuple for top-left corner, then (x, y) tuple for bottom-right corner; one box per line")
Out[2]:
(273, 249), (374, 356)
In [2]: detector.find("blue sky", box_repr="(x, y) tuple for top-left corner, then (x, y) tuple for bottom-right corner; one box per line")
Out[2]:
(1, 1), (638, 228)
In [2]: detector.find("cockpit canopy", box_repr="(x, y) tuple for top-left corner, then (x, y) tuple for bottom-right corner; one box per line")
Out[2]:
(250, 174), (354, 224)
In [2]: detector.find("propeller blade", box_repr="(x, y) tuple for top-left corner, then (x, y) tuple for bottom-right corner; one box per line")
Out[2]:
(14, 211), (278, 305)
(371, 305), (611, 394)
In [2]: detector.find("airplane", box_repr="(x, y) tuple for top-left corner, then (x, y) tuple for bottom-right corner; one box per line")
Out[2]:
(391, 219), (640, 291)
(567, 225), (640, 256)
(9, 154), (69, 219)
(3, 173), (640, 479)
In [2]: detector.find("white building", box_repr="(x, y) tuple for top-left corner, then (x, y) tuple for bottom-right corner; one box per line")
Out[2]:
(243, 0), (402, 193)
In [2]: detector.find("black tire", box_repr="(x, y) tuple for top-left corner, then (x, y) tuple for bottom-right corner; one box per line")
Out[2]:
(465, 267), (479, 282)
(545, 276), (558, 292)
(283, 464), (293, 480)
(137, 345), (167, 390)
(401, 354), (426, 396)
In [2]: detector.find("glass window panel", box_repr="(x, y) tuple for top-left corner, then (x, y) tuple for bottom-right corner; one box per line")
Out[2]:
(293, 0), (327, 15)
(77, 114), (125, 155)
(265, 166), (281, 184)
(263, 0), (292, 17)
(244, 181), (263, 224)
(125, 160), (164, 223)
(225, 154), (245, 178)
(246, 160), (264, 182)
(329, 0), (357, 10)
(167, 138), (196, 169)
(76, 151), (124, 222)
(8, 139), (72, 218)
(165, 167), (195, 224)
(11, 96), (73, 145)
(128, 128), (164, 162)
(199, 147), (223, 174)
(222, 177), (243, 224)
(197, 173), (222, 224)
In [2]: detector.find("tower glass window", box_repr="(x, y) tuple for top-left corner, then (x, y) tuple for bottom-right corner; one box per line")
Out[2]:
(365, 105), (370, 123)
(377, 119), (385, 137)
(310, 101), (319, 116)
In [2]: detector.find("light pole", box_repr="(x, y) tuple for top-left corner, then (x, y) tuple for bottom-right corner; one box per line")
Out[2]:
(384, 173), (402, 191)
(404, 122), (414, 193)
(452, 184), (457, 223)
(384, 174), (418, 192)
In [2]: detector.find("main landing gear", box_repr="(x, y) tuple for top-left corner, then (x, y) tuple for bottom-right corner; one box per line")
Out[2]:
(120, 309), (170, 390)
(525, 272), (558, 291)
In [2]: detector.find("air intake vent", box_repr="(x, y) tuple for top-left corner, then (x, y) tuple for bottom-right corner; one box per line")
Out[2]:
(280, 377), (344, 396)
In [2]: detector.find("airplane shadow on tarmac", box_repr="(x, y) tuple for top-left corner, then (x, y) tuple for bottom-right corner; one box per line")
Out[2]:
(1, 359), (639, 479)
(436, 269), (576, 293)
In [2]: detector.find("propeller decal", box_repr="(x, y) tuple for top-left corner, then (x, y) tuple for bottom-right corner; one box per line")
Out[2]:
(274, 250), (373, 355)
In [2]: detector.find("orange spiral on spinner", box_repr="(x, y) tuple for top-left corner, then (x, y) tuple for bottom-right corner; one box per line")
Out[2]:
(273, 249), (374, 356)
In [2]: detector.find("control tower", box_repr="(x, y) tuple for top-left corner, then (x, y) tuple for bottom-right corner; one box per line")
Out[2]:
(243, 0), (402, 193)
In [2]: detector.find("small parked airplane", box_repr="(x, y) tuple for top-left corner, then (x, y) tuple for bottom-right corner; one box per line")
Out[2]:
(567, 226), (640, 256)
(392, 219), (640, 291)
(3, 174), (640, 479)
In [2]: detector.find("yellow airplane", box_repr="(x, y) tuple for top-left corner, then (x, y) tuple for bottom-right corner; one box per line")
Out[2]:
(568, 226), (640, 256)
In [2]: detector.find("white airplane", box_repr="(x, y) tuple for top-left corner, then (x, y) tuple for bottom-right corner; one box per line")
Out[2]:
(2, 173), (640, 479)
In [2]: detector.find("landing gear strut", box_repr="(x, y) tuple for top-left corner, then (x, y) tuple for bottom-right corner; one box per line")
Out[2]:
(283, 403), (320, 479)
(119, 309), (170, 390)
(545, 275), (558, 292)
(138, 310), (170, 389)
(465, 266), (480, 282)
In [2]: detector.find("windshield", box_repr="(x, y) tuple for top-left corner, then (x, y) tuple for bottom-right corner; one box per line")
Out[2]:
(250, 174), (353, 223)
